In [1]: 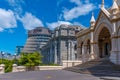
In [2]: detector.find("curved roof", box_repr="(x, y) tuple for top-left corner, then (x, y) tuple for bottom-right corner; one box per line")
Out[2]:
(28, 27), (52, 35)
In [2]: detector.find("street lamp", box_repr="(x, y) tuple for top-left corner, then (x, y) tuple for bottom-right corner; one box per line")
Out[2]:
(1, 51), (5, 64)
(14, 54), (17, 64)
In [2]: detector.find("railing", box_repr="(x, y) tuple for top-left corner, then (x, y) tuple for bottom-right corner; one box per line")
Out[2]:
(11, 60), (83, 72)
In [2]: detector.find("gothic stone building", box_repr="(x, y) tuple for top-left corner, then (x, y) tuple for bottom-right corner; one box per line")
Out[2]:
(76, 0), (120, 65)
(42, 24), (82, 64)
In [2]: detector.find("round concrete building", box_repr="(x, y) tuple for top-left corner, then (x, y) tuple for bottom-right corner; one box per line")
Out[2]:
(22, 27), (52, 53)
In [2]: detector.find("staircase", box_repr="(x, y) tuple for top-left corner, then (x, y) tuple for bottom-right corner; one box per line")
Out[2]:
(64, 58), (120, 77)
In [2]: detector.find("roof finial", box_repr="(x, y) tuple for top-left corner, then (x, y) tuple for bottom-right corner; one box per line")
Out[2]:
(90, 12), (95, 27)
(90, 12), (95, 23)
(101, 0), (104, 8)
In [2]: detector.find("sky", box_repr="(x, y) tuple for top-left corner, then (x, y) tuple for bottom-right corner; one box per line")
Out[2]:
(0, 0), (113, 54)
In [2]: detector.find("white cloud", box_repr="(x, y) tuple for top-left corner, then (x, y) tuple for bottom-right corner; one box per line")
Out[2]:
(7, 0), (44, 31)
(63, 0), (96, 20)
(73, 22), (86, 28)
(47, 21), (71, 29)
(47, 21), (87, 30)
(7, 0), (24, 5)
(7, 0), (24, 14)
(70, 0), (81, 5)
(0, 8), (17, 32)
(20, 12), (44, 30)
(0, 27), (4, 32)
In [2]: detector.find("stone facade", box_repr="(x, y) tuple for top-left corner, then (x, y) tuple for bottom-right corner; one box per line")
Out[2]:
(42, 25), (83, 64)
(22, 27), (52, 53)
(76, 0), (120, 65)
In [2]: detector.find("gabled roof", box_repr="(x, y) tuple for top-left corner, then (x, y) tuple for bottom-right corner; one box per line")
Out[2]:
(93, 8), (112, 30)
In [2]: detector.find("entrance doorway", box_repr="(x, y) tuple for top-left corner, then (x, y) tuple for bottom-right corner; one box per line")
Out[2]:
(98, 27), (111, 58)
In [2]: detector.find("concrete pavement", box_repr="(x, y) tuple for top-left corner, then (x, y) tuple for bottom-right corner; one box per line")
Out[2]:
(0, 70), (100, 80)
(0, 70), (119, 80)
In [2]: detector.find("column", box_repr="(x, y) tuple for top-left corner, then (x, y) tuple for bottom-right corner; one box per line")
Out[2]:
(71, 41), (75, 60)
(57, 40), (60, 64)
(110, 22), (120, 65)
(82, 45), (87, 62)
(77, 47), (79, 60)
(68, 40), (71, 60)
(58, 39), (61, 64)
(117, 37), (120, 64)
(81, 44), (84, 61)
(90, 31), (96, 60)
(111, 37), (118, 64)
(0, 64), (5, 74)
(12, 64), (18, 72)
(50, 44), (52, 63)
(49, 47), (51, 63)
(54, 41), (57, 64)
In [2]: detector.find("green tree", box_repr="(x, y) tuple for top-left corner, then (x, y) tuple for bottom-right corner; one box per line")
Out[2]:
(0, 59), (14, 73)
(19, 52), (42, 70)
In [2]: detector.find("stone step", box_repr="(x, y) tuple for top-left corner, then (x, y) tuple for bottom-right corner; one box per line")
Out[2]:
(65, 68), (120, 76)
(64, 58), (120, 77)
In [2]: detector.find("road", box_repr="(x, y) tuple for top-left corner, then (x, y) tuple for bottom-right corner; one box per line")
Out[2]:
(0, 70), (119, 80)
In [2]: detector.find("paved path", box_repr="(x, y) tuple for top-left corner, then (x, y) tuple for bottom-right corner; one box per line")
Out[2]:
(0, 70), (101, 80)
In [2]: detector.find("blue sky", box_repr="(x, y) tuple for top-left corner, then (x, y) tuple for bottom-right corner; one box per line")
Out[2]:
(0, 0), (112, 54)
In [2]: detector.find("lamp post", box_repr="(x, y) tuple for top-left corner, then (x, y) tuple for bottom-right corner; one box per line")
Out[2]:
(14, 54), (17, 64)
(1, 51), (5, 64)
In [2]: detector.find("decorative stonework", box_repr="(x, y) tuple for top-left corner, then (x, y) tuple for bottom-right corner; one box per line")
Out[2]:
(42, 25), (81, 64)
(77, 0), (120, 65)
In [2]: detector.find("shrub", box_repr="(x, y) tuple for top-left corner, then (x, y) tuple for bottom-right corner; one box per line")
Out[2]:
(19, 52), (43, 70)
(0, 59), (14, 73)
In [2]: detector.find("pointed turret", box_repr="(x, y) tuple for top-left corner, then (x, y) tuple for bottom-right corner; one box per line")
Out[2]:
(90, 12), (95, 27)
(111, 0), (119, 11)
(111, 0), (119, 19)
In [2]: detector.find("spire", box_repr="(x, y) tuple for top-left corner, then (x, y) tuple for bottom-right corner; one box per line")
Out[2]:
(90, 12), (95, 27)
(111, 0), (119, 11)
(90, 12), (95, 23)
(101, 0), (104, 8)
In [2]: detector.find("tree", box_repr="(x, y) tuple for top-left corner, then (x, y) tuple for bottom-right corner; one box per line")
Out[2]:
(19, 52), (43, 70)
(0, 59), (14, 73)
